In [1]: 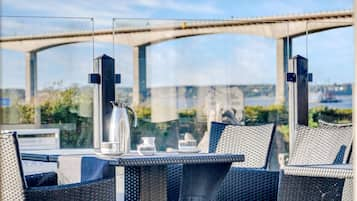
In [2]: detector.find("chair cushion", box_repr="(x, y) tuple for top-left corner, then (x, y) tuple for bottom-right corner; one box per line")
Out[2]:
(57, 156), (115, 185)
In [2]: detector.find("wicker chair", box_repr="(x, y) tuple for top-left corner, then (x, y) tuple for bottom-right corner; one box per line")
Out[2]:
(0, 132), (115, 201)
(315, 121), (352, 201)
(167, 122), (278, 201)
(277, 124), (353, 201)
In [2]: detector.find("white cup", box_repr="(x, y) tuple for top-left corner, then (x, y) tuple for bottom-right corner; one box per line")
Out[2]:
(137, 137), (156, 155)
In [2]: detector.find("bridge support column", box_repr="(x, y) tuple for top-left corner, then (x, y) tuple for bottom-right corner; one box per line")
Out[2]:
(133, 45), (148, 106)
(275, 37), (292, 105)
(25, 51), (40, 126)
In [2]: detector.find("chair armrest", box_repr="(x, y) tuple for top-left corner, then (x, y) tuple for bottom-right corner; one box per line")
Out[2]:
(216, 168), (279, 201)
(25, 178), (115, 201)
(25, 172), (57, 187)
(282, 164), (352, 179)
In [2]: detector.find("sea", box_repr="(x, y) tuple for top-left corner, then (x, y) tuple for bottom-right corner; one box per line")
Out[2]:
(245, 95), (352, 109)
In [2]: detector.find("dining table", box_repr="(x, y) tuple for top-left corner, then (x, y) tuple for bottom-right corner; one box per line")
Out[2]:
(21, 149), (244, 201)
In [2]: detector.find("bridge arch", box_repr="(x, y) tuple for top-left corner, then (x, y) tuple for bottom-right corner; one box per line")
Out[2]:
(0, 10), (353, 107)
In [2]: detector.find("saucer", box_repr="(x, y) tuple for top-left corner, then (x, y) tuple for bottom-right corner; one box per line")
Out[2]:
(177, 148), (200, 153)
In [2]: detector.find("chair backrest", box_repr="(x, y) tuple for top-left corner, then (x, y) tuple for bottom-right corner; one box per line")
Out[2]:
(318, 120), (353, 164)
(288, 125), (352, 166)
(209, 122), (275, 168)
(0, 132), (26, 201)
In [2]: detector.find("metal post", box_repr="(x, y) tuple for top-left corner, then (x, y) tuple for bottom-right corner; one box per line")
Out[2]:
(25, 51), (41, 126)
(89, 54), (120, 149)
(25, 51), (37, 103)
(287, 55), (310, 156)
(133, 45), (147, 106)
(276, 37), (292, 105)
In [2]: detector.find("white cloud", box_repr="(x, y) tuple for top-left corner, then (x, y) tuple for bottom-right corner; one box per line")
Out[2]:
(1, 0), (221, 28)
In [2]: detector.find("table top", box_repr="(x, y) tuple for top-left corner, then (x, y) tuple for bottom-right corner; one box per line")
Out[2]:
(103, 152), (245, 166)
(283, 164), (353, 179)
(21, 149), (245, 166)
(21, 148), (95, 162)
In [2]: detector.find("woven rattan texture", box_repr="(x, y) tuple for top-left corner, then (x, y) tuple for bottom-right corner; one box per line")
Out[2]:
(167, 122), (276, 201)
(125, 166), (168, 201)
(140, 166), (167, 201)
(282, 165), (352, 201)
(209, 122), (275, 168)
(25, 178), (115, 201)
(0, 133), (25, 201)
(216, 168), (279, 201)
(278, 124), (353, 201)
(111, 154), (244, 166)
(1, 133), (115, 201)
(283, 165), (353, 179)
(277, 174), (345, 201)
(167, 164), (182, 201)
(289, 125), (352, 165)
(125, 167), (141, 200)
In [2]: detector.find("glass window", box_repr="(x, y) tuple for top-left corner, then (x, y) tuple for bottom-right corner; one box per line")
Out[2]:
(0, 17), (95, 149)
(294, 21), (353, 127)
(113, 19), (291, 168)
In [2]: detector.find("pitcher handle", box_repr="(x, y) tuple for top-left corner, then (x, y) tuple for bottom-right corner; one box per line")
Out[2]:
(126, 106), (138, 127)
(110, 101), (118, 107)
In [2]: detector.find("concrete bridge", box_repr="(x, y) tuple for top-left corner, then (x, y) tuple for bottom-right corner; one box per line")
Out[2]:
(0, 10), (353, 106)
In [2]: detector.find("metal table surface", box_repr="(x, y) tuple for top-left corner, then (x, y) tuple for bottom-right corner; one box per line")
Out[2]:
(21, 149), (244, 201)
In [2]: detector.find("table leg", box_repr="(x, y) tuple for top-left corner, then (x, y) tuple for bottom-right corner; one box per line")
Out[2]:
(124, 166), (167, 201)
(179, 163), (231, 201)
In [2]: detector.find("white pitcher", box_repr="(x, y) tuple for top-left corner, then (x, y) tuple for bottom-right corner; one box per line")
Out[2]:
(108, 102), (137, 153)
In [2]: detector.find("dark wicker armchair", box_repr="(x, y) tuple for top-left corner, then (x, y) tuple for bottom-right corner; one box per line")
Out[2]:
(0, 132), (115, 201)
(277, 124), (353, 201)
(167, 122), (278, 201)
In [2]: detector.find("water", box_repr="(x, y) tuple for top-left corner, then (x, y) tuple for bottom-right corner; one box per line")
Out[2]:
(309, 94), (352, 109)
(245, 95), (352, 109)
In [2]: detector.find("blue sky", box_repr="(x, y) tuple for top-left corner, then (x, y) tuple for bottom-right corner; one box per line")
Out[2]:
(0, 0), (354, 89)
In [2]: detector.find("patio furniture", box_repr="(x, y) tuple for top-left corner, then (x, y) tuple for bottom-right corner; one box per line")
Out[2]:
(0, 132), (115, 201)
(278, 164), (352, 201)
(211, 122), (279, 201)
(277, 124), (353, 201)
(21, 148), (244, 201)
(168, 122), (278, 201)
(109, 152), (244, 201)
(317, 120), (353, 163)
(288, 125), (352, 166)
